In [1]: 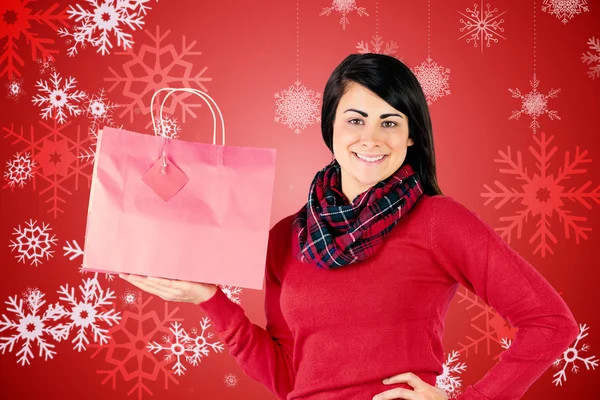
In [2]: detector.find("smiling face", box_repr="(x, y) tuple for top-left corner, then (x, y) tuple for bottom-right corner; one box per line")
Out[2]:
(332, 82), (414, 203)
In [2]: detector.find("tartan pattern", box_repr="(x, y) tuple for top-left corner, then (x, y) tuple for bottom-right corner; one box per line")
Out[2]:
(292, 159), (424, 269)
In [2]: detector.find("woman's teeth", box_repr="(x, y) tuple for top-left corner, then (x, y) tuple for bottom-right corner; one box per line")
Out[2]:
(355, 153), (385, 163)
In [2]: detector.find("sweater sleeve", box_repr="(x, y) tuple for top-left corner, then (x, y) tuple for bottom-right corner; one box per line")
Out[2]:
(198, 226), (295, 399)
(430, 196), (579, 400)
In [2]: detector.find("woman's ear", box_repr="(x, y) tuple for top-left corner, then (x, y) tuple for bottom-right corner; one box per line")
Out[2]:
(407, 136), (415, 146)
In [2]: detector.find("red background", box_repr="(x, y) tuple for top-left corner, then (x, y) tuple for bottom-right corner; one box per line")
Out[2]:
(1, 0), (598, 399)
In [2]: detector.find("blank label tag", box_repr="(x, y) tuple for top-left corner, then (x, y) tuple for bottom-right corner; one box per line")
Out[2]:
(141, 157), (189, 202)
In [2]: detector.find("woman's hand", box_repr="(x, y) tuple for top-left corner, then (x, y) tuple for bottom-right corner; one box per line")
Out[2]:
(373, 372), (448, 400)
(119, 274), (218, 305)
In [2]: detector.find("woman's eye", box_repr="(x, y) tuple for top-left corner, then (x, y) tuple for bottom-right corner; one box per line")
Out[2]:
(382, 121), (397, 128)
(349, 118), (363, 125)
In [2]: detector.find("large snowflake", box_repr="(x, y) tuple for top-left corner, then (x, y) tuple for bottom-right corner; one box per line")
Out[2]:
(9, 219), (57, 266)
(104, 25), (212, 127)
(0, 0), (69, 79)
(89, 293), (182, 399)
(454, 287), (517, 360)
(482, 132), (600, 257)
(552, 323), (598, 386)
(2, 120), (94, 217)
(0, 289), (69, 365)
(32, 71), (87, 125)
(508, 74), (560, 134)
(274, 80), (321, 135)
(57, 0), (153, 56)
(320, 0), (368, 30)
(436, 350), (467, 399)
(458, 1), (506, 53)
(413, 57), (451, 105)
(582, 37), (600, 80)
(48, 277), (121, 352)
(356, 35), (398, 57)
(541, 0), (589, 24)
(4, 152), (36, 188)
(147, 319), (224, 376)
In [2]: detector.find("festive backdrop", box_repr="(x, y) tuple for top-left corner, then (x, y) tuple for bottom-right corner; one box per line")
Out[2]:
(0, 0), (598, 399)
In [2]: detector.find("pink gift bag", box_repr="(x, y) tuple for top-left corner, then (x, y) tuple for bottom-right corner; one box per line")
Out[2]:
(82, 88), (277, 290)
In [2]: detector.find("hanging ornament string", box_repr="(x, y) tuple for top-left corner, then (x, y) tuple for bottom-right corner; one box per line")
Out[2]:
(533, 0), (537, 74)
(427, 0), (431, 58)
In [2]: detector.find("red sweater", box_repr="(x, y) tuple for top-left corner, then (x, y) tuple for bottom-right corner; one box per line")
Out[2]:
(199, 195), (579, 399)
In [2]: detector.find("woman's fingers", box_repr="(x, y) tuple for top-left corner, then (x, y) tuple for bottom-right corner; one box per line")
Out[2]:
(121, 274), (183, 299)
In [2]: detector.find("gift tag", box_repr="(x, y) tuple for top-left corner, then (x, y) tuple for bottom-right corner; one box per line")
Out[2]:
(141, 156), (189, 202)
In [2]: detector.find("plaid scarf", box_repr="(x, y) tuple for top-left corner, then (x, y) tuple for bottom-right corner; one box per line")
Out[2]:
(292, 159), (424, 269)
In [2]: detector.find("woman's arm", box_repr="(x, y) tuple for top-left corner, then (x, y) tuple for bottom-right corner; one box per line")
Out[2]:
(198, 226), (295, 399)
(430, 196), (579, 400)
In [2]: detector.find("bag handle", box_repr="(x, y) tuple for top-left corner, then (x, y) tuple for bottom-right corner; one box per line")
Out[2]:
(149, 87), (226, 173)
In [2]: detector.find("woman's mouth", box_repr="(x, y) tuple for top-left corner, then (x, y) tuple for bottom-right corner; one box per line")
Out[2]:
(353, 152), (388, 165)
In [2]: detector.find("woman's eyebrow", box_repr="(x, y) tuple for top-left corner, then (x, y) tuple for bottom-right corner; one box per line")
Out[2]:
(344, 109), (404, 119)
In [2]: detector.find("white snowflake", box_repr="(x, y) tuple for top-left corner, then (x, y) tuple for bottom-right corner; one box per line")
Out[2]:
(275, 80), (321, 135)
(85, 88), (119, 131)
(154, 114), (181, 139)
(10, 220), (57, 266)
(21, 287), (42, 312)
(4, 152), (36, 188)
(436, 350), (467, 399)
(6, 78), (24, 101)
(356, 35), (398, 56)
(542, 0), (589, 24)
(320, 0), (368, 30)
(32, 71), (86, 124)
(413, 57), (451, 105)
(499, 336), (512, 350)
(36, 55), (56, 75)
(218, 285), (242, 305)
(48, 277), (121, 352)
(552, 323), (598, 386)
(121, 289), (139, 307)
(508, 74), (560, 134)
(147, 319), (224, 376)
(224, 372), (238, 388)
(63, 239), (114, 282)
(582, 37), (600, 80)
(458, 1), (506, 53)
(0, 290), (69, 365)
(58, 0), (151, 56)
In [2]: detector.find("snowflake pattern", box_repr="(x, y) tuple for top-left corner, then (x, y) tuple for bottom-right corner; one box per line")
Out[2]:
(218, 285), (242, 305)
(57, 0), (153, 56)
(582, 37), (600, 80)
(356, 35), (398, 57)
(105, 25), (212, 127)
(85, 88), (119, 131)
(552, 323), (598, 385)
(89, 293), (182, 399)
(458, 1), (506, 53)
(320, 0), (368, 30)
(147, 319), (224, 376)
(32, 71), (87, 124)
(542, 0), (589, 24)
(0, 0), (69, 79)
(121, 289), (139, 307)
(508, 74), (560, 134)
(2, 120), (94, 217)
(153, 113), (181, 139)
(454, 287), (517, 360)
(48, 277), (121, 351)
(413, 57), (451, 105)
(9, 219), (57, 266)
(482, 132), (600, 257)
(274, 80), (321, 134)
(435, 350), (467, 399)
(224, 372), (238, 388)
(36, 55), (55, 75)
(0, 289), (69, 365)
(6, 77), (24, 101)
(4, 152), (36, 188)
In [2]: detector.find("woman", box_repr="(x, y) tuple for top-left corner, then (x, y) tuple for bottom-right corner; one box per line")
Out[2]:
(120, 54), (579, 400)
